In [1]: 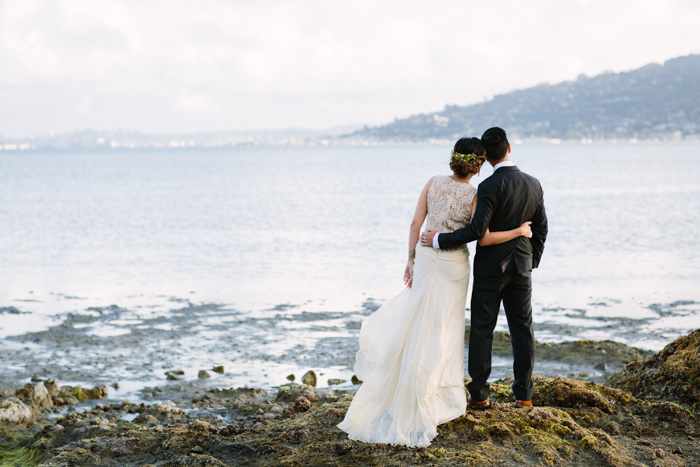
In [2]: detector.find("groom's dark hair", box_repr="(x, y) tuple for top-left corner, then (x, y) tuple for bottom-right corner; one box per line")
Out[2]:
(481, 127), (509, 160)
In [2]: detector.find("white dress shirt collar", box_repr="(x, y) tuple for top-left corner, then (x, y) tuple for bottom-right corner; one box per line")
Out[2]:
(493, 160), (515, 172)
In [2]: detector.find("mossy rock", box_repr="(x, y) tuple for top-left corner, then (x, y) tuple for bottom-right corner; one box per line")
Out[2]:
(464, 325), (651, 367)
(607, 329), (700, 408)
(532, 377), (615, 412)
(69, 384), (108, 402)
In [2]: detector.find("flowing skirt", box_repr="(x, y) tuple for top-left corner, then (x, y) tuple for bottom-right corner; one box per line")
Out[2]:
(337, 245), (470, 447)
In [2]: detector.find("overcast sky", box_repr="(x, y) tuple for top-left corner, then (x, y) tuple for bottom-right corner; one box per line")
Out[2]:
(1, 0), (699, 138)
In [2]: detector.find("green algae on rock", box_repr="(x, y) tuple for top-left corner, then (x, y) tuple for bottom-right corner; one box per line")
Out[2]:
(0, 433), (38, 467)
(607, 328), (700, 410)
(13, 373), (699, 466)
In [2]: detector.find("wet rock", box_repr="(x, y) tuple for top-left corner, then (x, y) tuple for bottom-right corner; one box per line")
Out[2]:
(50, 424), (65, 433)
(48, 384), (108, 404)
(607, 329), (700, 409)
(44, 379), (60, 396)
(212, 366), (225, 374)
(351, 375), (362, 385)
(198, 370), (212, 379)
(112, 382), (120, 390)
(52, 395), (80, 406)
(0, 397), (33, 424)
(284, 396), (312, 415)
(133, 414), (158, 424)
(155, 400), (183, 417)
(328, 379), (346, 385)
(286, 374), (295, 381)
(208, 387), (267, 402)
(465, 325), (652, 368)
(315, 388), (335, 400)
(103, 437), (143, 457)
(530, 376), (636, 412)
(16, 382), (53, 409)
(276, 383), (316, 402)
(190, 420), (217, 433)
(165, 370), (185, 380)
(302, 370), (317, 386)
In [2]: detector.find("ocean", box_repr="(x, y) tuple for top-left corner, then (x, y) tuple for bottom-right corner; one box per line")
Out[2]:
(1, 141), (699, 393)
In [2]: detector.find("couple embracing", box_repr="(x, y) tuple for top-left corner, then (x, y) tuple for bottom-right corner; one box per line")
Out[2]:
(337, 127), (548, 448)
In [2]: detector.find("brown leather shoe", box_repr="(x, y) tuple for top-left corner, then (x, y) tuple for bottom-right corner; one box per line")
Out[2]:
(468, 397), (491, 410)
(514, 400), (532, 408)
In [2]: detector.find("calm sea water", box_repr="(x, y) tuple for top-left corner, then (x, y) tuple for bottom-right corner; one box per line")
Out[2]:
(2, 142), (700, 350)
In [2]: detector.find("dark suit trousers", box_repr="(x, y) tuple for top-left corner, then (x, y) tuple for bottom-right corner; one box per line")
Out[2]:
(467, 260), (535, 401)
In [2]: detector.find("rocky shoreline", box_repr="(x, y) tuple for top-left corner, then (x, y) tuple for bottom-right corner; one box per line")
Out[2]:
(1, 330), (698, 466)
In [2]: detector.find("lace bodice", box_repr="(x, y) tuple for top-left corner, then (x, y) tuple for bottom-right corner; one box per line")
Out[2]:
(426, 175), (477, 238)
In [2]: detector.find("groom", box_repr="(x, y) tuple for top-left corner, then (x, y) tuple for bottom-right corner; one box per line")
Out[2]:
(420, 127), (548, 408)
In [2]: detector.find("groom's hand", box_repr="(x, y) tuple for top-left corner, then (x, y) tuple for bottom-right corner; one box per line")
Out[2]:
(420, 229), (437, 247)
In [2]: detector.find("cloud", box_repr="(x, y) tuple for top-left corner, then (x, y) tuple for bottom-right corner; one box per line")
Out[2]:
(175, 93), (222, 113)
(1, 0), (700, 137)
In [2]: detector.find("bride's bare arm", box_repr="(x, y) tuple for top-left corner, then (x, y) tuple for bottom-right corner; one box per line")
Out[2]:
(404, 177), (434, 288)
(470, 194), (532, 247)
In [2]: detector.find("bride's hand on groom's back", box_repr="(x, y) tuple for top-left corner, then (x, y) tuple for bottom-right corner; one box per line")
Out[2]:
(520, 221), (532, 238)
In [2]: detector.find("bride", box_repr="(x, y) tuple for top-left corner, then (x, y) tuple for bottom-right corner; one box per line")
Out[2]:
(337, 137), (531, 448)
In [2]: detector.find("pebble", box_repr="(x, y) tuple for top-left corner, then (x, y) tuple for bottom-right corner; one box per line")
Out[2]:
(212, 366), (224, 374)
(302, 371), (317, 386)
(198, 370), (211, 379)
(327, 379), (346, 385)
(286, 374), (295, 381)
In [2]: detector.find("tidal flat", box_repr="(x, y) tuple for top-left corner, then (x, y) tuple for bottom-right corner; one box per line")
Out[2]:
(1, 298), (700, 465)
(0, 330), (699, 466)
(1, 295), (685, 400)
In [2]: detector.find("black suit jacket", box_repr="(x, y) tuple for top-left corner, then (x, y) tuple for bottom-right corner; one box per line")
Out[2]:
(438, 166), (548, 277)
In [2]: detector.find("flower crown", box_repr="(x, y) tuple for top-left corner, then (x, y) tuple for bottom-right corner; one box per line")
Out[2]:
(452, 151), (478, 163)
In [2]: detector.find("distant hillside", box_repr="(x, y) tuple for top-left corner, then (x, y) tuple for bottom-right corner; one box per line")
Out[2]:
(350, 54), (700, 141)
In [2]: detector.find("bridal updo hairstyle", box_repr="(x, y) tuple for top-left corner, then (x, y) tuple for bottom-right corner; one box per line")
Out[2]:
(450, 137), (486, 177)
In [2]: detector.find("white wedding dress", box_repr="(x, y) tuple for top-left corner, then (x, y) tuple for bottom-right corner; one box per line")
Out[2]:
(338, 175), (477, 448)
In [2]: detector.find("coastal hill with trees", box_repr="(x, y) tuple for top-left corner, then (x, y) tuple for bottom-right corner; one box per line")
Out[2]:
(349, 54), (700, 142)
